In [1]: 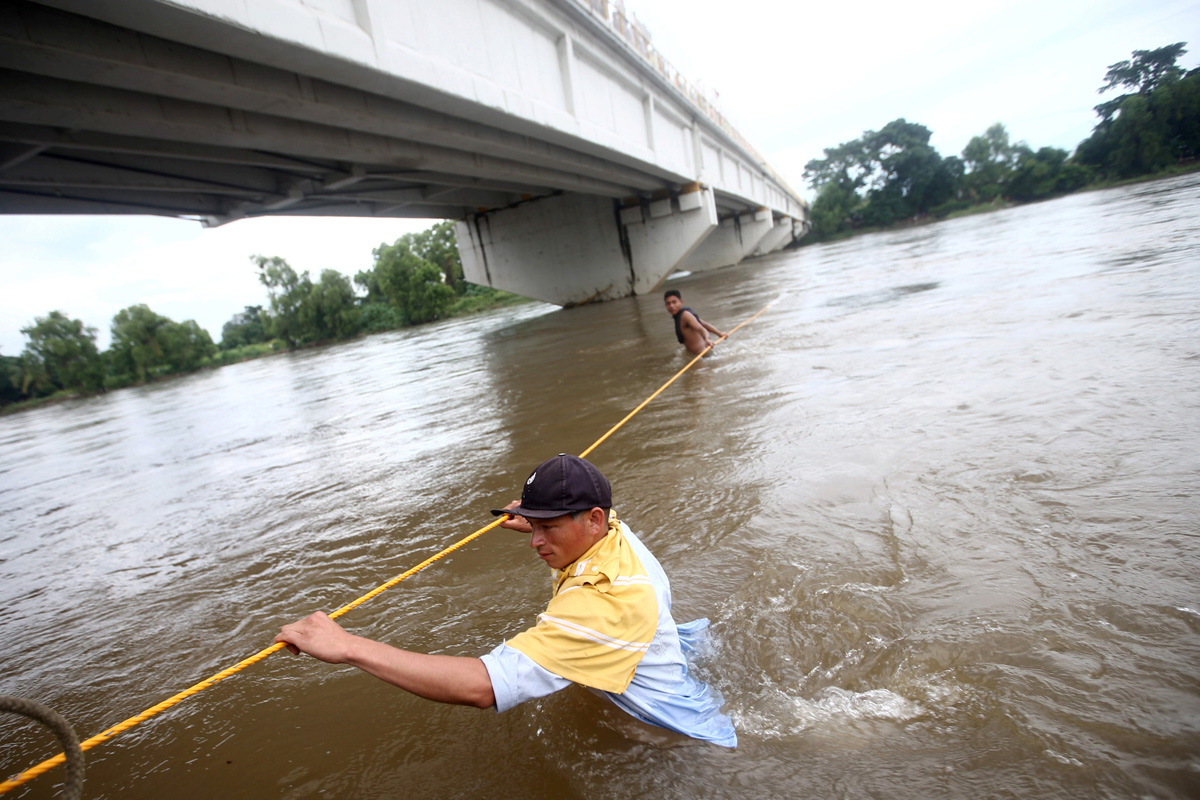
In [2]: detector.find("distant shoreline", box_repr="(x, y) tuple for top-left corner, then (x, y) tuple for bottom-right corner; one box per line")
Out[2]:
(0, 291), (535, 417)
(795, 162), (1200, 247)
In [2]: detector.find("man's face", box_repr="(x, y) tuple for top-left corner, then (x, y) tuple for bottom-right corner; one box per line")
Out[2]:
(528, 511), (600, 570)
(664, 295), (683, 315)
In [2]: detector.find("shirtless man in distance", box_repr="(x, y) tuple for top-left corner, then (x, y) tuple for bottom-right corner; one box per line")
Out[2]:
(664, 290), (726, 355)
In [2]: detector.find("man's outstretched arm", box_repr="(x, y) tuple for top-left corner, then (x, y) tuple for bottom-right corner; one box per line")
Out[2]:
(697, 315), (726, 339)
(276, 611), (496, 708)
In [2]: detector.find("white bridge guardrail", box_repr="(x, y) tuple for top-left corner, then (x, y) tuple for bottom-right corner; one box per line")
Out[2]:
(572, 0), (799, 200)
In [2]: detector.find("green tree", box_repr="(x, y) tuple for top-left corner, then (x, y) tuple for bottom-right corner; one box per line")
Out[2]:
(109, 305), (214, 381)
(803, 138), (875, 238)
(1165, 70), (1200, 159)
(358, 302), (406, 332)
(18, 310), (104, 394)
(1078, 43), (1199, 178)
(254, 255), (312, 346)
(805, 119), (959, 229)
(371, 240), (455, 324)
(354, 268), (386, 304)
(1109, 94), (1174, 175)
(1007, 146), (1090, 201)
(15, 351), (51, 397)
(220, 305), (268, 349)
(255, 256), (364, 344)
(807, 179), (861, 240)
(407, 221), (465, 292)
(962, 123), (1020, 201)
(303, 269), (361, 341)
(861, 119), (959, 225)
(803, 139), (872, 196)
(161, 319), (216, 373)
(0, 353), (23, 404)
(109, 304), (173, 382)
(1095, 42), (1189, 121)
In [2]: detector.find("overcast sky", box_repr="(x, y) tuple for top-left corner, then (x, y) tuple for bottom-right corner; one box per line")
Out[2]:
(2, 0), (1197, 355)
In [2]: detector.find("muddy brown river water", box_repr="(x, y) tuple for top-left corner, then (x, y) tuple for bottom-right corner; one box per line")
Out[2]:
(2, 174), (1199, 799)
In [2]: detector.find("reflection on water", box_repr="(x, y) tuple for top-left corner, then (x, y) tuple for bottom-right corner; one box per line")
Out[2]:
(2, 174), (1199, 799)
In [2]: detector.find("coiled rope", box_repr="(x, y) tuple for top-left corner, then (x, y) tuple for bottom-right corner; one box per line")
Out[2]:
(1, 296), (775, 795)
(0, 696), (84, 799)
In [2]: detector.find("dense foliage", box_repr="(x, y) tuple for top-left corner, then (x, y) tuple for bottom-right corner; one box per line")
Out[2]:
(15, 311), (104, 395)
(108, 304), (217, 383)
(1076, 43), (1200, 177)
(803, 43), (1198, 242)
(2, 221), (523, 409)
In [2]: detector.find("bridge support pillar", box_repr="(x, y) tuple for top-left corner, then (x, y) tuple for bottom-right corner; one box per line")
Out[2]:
(752, 216), (796, 256)
(677, 207), (774, 273)
(456, 186), (717, 306)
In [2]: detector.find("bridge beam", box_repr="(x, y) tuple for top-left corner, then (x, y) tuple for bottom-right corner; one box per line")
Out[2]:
(456, 185), (717, 306)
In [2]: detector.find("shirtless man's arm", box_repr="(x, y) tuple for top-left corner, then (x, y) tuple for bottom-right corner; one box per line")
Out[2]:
(694, 313), (726, 341)
(680, 310), (724, 354)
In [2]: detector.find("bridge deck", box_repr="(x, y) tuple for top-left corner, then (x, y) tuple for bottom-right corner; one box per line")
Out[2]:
(0, 0), (805, 226)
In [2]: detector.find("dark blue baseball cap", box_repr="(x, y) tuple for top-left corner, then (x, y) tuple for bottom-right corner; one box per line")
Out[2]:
(491, 454), (612, 519)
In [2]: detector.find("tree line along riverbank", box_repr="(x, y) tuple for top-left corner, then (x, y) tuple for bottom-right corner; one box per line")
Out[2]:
(1, 221), (530, 413)
(799, 43), (1200, 243)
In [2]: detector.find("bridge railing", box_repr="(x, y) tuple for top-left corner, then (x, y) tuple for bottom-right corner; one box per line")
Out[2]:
(572, 0), (796, 199)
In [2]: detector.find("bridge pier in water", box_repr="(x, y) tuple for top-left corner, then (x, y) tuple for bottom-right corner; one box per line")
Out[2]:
(677, 208), (776, 274)
(753, 218), (797, 256)
(456, 184), (721, 306)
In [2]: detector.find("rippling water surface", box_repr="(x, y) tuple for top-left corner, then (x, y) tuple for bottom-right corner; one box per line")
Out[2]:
(2, 174), (1199, 799)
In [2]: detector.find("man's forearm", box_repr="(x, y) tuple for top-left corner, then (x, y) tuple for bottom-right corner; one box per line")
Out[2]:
(344, 636), (496, 708)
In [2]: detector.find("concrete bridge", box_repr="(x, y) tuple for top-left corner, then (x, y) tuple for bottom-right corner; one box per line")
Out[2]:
(0, 0), (809, 306)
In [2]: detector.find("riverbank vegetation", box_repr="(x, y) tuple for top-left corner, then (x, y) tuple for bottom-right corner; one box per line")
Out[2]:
(1, 221), (527, 412)
(802, 43), (1200, 243)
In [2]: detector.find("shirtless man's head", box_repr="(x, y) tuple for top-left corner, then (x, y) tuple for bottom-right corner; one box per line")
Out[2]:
(663, 289), (683, 316)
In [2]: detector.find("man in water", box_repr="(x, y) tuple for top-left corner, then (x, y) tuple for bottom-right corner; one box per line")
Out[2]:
(275, 454), (737, 747)
(664, 289), (726, 355)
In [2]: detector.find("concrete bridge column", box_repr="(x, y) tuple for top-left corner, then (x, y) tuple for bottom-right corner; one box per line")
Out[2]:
(456, 185), (717, 306)
(753, 216), (796, 256)
(676, 206), (774, 273)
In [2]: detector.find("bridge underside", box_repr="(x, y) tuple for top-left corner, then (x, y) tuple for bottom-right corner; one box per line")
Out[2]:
(0, 0), (807, 304)
(456, 186), (807, 306)
(0, 2), (605, 221)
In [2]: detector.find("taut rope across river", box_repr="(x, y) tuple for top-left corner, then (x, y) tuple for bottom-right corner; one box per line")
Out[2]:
(0, 296), (777, 795)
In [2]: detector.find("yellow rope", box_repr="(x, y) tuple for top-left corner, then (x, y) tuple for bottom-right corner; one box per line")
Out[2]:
(1, 296), (774, 795)
(581, 297), (776, 458)
(1, 520), (508, 794)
